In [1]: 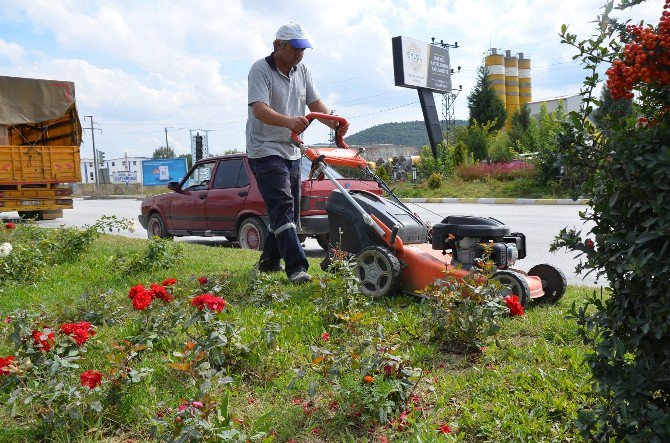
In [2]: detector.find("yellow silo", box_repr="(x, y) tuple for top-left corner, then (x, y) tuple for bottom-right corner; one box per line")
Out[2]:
(518, 53), (532, 107)
(504, 50), (520, 120)
(485, 48), (506, 107)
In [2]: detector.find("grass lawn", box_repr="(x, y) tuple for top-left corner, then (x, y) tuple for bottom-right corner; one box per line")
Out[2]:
(391, 177), (563, 199)
(0, 234), (595, 442)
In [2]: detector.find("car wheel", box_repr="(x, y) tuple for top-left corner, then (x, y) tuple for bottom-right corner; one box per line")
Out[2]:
(491, 270), (531, 307)
(528, 264), (567, 304)
(238, 217), (266, 251)
(315, 234), (329, 250)
(147, 213), (172, 239)
(355, 246), (401, 298)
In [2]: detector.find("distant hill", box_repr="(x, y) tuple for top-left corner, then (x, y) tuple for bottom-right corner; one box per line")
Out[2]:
(346, 120), (467, 146)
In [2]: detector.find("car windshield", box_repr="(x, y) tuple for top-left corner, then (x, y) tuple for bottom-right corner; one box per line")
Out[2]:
(300, 157), (344, 180)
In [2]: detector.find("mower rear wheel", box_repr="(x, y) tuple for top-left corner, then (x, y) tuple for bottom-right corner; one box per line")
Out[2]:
(528, 264), (567, 304)
(355, 246), (401, 298)
(492, 270), (531, 307)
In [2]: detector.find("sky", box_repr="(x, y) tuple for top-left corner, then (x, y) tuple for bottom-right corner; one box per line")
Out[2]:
(0, 0), (662, 161)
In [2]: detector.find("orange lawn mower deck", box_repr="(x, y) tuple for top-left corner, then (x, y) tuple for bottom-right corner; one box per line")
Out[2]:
(292, 113), (566, 305)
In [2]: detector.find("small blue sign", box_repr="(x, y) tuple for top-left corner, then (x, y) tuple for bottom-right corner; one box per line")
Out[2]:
(141, 159), (188, 186)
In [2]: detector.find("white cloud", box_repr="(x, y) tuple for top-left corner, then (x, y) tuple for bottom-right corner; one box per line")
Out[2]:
(0, 38), (25, 63)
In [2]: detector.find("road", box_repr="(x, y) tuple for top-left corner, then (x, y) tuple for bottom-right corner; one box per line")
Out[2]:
(1, 198), (602, 286)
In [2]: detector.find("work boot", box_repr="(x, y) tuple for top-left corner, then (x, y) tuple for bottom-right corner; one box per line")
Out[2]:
(258, 259), (284, 273)
(289, 270), (312, 284)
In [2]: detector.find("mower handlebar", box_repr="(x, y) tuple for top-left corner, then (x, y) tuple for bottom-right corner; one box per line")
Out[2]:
(290, 112), (350, 149)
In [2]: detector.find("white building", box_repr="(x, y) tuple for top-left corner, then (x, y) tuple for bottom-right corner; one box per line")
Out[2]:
(80, 155), (150, 184)
(526, 93), (582, 119)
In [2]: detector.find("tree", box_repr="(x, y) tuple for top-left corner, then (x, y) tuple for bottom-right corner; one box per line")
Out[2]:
(508, 105), (536, 153)
(152, 146), (175, 159)
(592, 84), (634, 133)
(467, 64), (507, 132)
(456, 121), (492, 162)
(178, 153), (193, 169)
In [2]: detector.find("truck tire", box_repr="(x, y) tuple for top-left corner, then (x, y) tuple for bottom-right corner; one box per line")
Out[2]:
(238, 217), (266, 251)
(147, 213), (172, 239)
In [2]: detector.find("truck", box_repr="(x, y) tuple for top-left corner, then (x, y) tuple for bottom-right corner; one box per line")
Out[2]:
(0, 75), (82, 220)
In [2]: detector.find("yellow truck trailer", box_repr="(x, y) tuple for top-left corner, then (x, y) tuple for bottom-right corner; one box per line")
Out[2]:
(0, 75), (82, 220)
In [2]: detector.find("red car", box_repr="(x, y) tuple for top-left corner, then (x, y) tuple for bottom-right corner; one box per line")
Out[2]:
(138, 153), (381, 250)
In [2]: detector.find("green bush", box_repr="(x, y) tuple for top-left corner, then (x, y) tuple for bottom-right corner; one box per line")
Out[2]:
(488, 131), (515, 163)
(376, 165), (389, 182)
(418, 143), (454, 179)
(553, 1), (670, 440)
(426, 172), (442, 189)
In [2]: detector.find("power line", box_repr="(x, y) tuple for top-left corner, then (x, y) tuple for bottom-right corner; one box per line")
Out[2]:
(350, 101), (419, 119)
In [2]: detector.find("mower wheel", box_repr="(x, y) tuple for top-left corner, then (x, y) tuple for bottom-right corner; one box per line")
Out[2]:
(492, 270), (531, 307)
(528, 264), (567, 304)
(355, 246), (401, 298)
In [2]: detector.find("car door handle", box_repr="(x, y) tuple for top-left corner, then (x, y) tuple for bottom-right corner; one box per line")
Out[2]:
(238, 191), (248, 197)
(198, 193), (207, 200)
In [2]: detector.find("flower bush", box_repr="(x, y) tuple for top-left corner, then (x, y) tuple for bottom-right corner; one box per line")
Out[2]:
(555, 0), (670, 440)
(0, 216), (135, 286)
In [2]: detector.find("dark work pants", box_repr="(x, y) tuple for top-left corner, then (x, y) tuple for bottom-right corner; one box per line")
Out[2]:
(248, 155), (308, 277)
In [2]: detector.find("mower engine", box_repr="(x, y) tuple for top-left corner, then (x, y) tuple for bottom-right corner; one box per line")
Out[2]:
(431, 215), (526, 269)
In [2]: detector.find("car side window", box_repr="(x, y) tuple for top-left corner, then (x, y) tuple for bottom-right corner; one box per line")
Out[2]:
(237, 163), (250, 187)
(212, 159), (246, 189)
(183, 162), (216, 191)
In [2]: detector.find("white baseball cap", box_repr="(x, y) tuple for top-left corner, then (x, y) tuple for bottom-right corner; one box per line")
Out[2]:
(275, 22), (312, 49)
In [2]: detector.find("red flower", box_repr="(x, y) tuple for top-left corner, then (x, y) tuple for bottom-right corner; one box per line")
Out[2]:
(162, 278), (177, 286)
(4, 222), (15, 229)
(197, 276), (208, 285)
(0, 355), (15, 375)
(438, 423), (452, 434)
(585, 238), (595, 249)
(379, 436), (389, 443)
(80, 370), (102, 389)
(59, 321), (95, 345)
(191, 294), (226, 312)
(132, 290), (153, 310)
(505, 295), (524, 317)
(3, 316), (10, 324)
(393, 410), (410, 431)
(321, 332), (330, 342)
(128, 284), (148, 300)
(150, 283), (173, 302)
(363, 375), (374, 383)
(32, 327), (55, 352)
(178, 402), (188, 412)
(328, 400), (340, 411)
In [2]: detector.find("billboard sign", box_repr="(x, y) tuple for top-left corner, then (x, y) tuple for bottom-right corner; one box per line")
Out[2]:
(392, 36), (452, 93)
(141, 158), (188, 186)
(111, 171), (138, 185)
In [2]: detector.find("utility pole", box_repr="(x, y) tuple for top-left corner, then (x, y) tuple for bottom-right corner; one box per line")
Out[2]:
(165, 127), (169, 150)
(84, 116), (99, 185)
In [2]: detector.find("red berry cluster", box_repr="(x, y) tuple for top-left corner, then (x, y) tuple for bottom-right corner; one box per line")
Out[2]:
(606, 0), (670, 100)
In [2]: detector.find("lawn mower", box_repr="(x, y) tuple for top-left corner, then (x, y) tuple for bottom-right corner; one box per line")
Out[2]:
(291, 113), (566, 306)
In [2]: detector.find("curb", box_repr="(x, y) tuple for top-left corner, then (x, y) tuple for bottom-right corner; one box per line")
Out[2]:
(401, 197), (589, 205)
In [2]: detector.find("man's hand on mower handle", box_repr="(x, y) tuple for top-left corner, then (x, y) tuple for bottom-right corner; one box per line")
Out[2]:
(286, 116), (310, 134)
